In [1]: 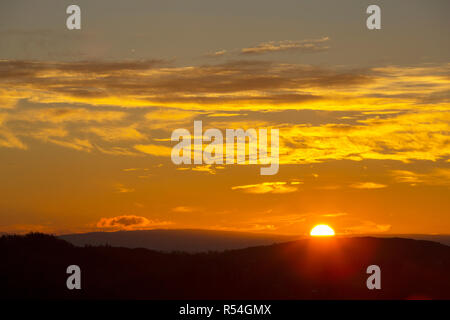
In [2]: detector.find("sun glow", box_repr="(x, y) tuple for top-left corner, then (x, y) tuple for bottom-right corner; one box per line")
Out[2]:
(310, 224), (335, 237)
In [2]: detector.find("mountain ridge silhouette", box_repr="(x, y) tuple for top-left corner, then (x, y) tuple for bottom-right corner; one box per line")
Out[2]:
(58, 229), (450, 252)
(1, 233), (449, 299)
(59, 229), (300, 252)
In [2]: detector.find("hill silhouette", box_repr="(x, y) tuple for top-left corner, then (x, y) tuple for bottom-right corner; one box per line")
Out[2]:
(59, 229), (299, 252)
(58, 229), (450, 252)
(1, 233), (449, 299)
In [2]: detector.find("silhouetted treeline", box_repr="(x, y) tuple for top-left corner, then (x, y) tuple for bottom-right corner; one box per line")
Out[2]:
(1, 233), (449, 299)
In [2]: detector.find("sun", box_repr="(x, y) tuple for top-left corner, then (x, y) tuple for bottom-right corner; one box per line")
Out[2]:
(310, 224), (335, 237)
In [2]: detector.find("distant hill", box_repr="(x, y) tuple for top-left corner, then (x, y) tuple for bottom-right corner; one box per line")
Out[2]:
(58, 229), (450, 252)
(59, 229), (300, 252)
(1, 233), (449, 299)
(351, 234), (450, 247)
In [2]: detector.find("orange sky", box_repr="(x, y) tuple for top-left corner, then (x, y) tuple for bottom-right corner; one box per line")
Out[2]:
(0, 0), (449, 235)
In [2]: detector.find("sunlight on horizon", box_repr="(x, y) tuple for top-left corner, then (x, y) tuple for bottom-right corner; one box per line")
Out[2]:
(310, 225), (335, 237)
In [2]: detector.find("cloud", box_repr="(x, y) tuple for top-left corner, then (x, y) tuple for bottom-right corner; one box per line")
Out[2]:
(96, 146), (142, 156)
(172, 206), (198, 213)
(1, 59), (448, 112)
(0, 107), (130, 152)
(322, 212), (348, 217)
(87, 125), (145, 141)
(114, 184), (135, 193)
(7, 108), (125, 123)
(391, 170), (423, 185)
(391, 168), (450, 186)
(212, 213), (307, 233)
(134, 143), (172, 156)
(204, 50), (227, 57)
(0, 59), (448, 165)
(17, 126), (92, 152)
(350, 182), (387, 189)
(0, 129), (27, 149)
(205, 37), (329, 58)
(123, 168), (149, 172)
(145, 109), (199, 121)
(316, 185), (342, 190)
(0, 59), (372, 110)
(280, 111), (450, 164)
(231, 181), (300, 194)
(344, 221), (392, 234)
(49, 138), (93, 152)
(213, 224), (277, 232)
(175, 165), (224, 175)
(96, 215), (172, 231)
(206, 112), (244, 118)
(0, 59), (167, 78)
(192, 165), (222, 174)
(241, 37), (330, 55)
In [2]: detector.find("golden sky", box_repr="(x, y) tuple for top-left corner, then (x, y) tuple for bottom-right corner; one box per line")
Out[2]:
(0, 0), (449, 235)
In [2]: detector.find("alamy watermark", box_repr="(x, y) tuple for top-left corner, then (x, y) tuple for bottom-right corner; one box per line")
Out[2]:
(171, 121), (279, 175)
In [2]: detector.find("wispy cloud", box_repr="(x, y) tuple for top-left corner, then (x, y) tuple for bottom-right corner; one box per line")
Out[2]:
(6, 108), (125, 123)
(1, 59), (448, 111)
(231, 181), (300, 194)
(49, 138), (93, 152)
(176, 165), (225, 175)
(172, 206), (198, 213)
(344, 220), (392, 234)
(86, 125), (145, 142)
(350, 182), (387, 189)
(241, 37), (330, 55)
(391, 168), (450, 186)
(134, 144), (172, 157)
(322, 212), (348, 218)
(0, 128), (27, 149)
(114, 183), (135, 193)
(204, 49), (227, 57)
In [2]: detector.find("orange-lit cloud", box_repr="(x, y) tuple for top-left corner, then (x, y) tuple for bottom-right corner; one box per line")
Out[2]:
(6, 107), (125, 123)
(114, 183), (135, 193)
(391, 168), (450, 186)
(0, 128), (26, 149)
(322, 213), (348, 218)
(343, 221), (392, 234)
(350, 182), (387, 189)
(86, 125), (145, 142)
(231, 181), (301, 194)
(280, 111), (450, 164)
(134, 144), (173, 157)
(1, 59), (448, 111)
(96, 215), (172, 231)
(172, 206), (198, 213)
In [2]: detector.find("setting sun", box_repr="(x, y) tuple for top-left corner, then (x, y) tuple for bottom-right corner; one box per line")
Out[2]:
(310, 224), (335, 237)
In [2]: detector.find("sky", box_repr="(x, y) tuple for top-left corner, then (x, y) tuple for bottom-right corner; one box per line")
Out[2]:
(0, 0), (449, 235)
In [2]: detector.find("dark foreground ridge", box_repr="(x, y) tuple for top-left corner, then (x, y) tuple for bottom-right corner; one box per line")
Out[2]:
(1, 233), (449, 299)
